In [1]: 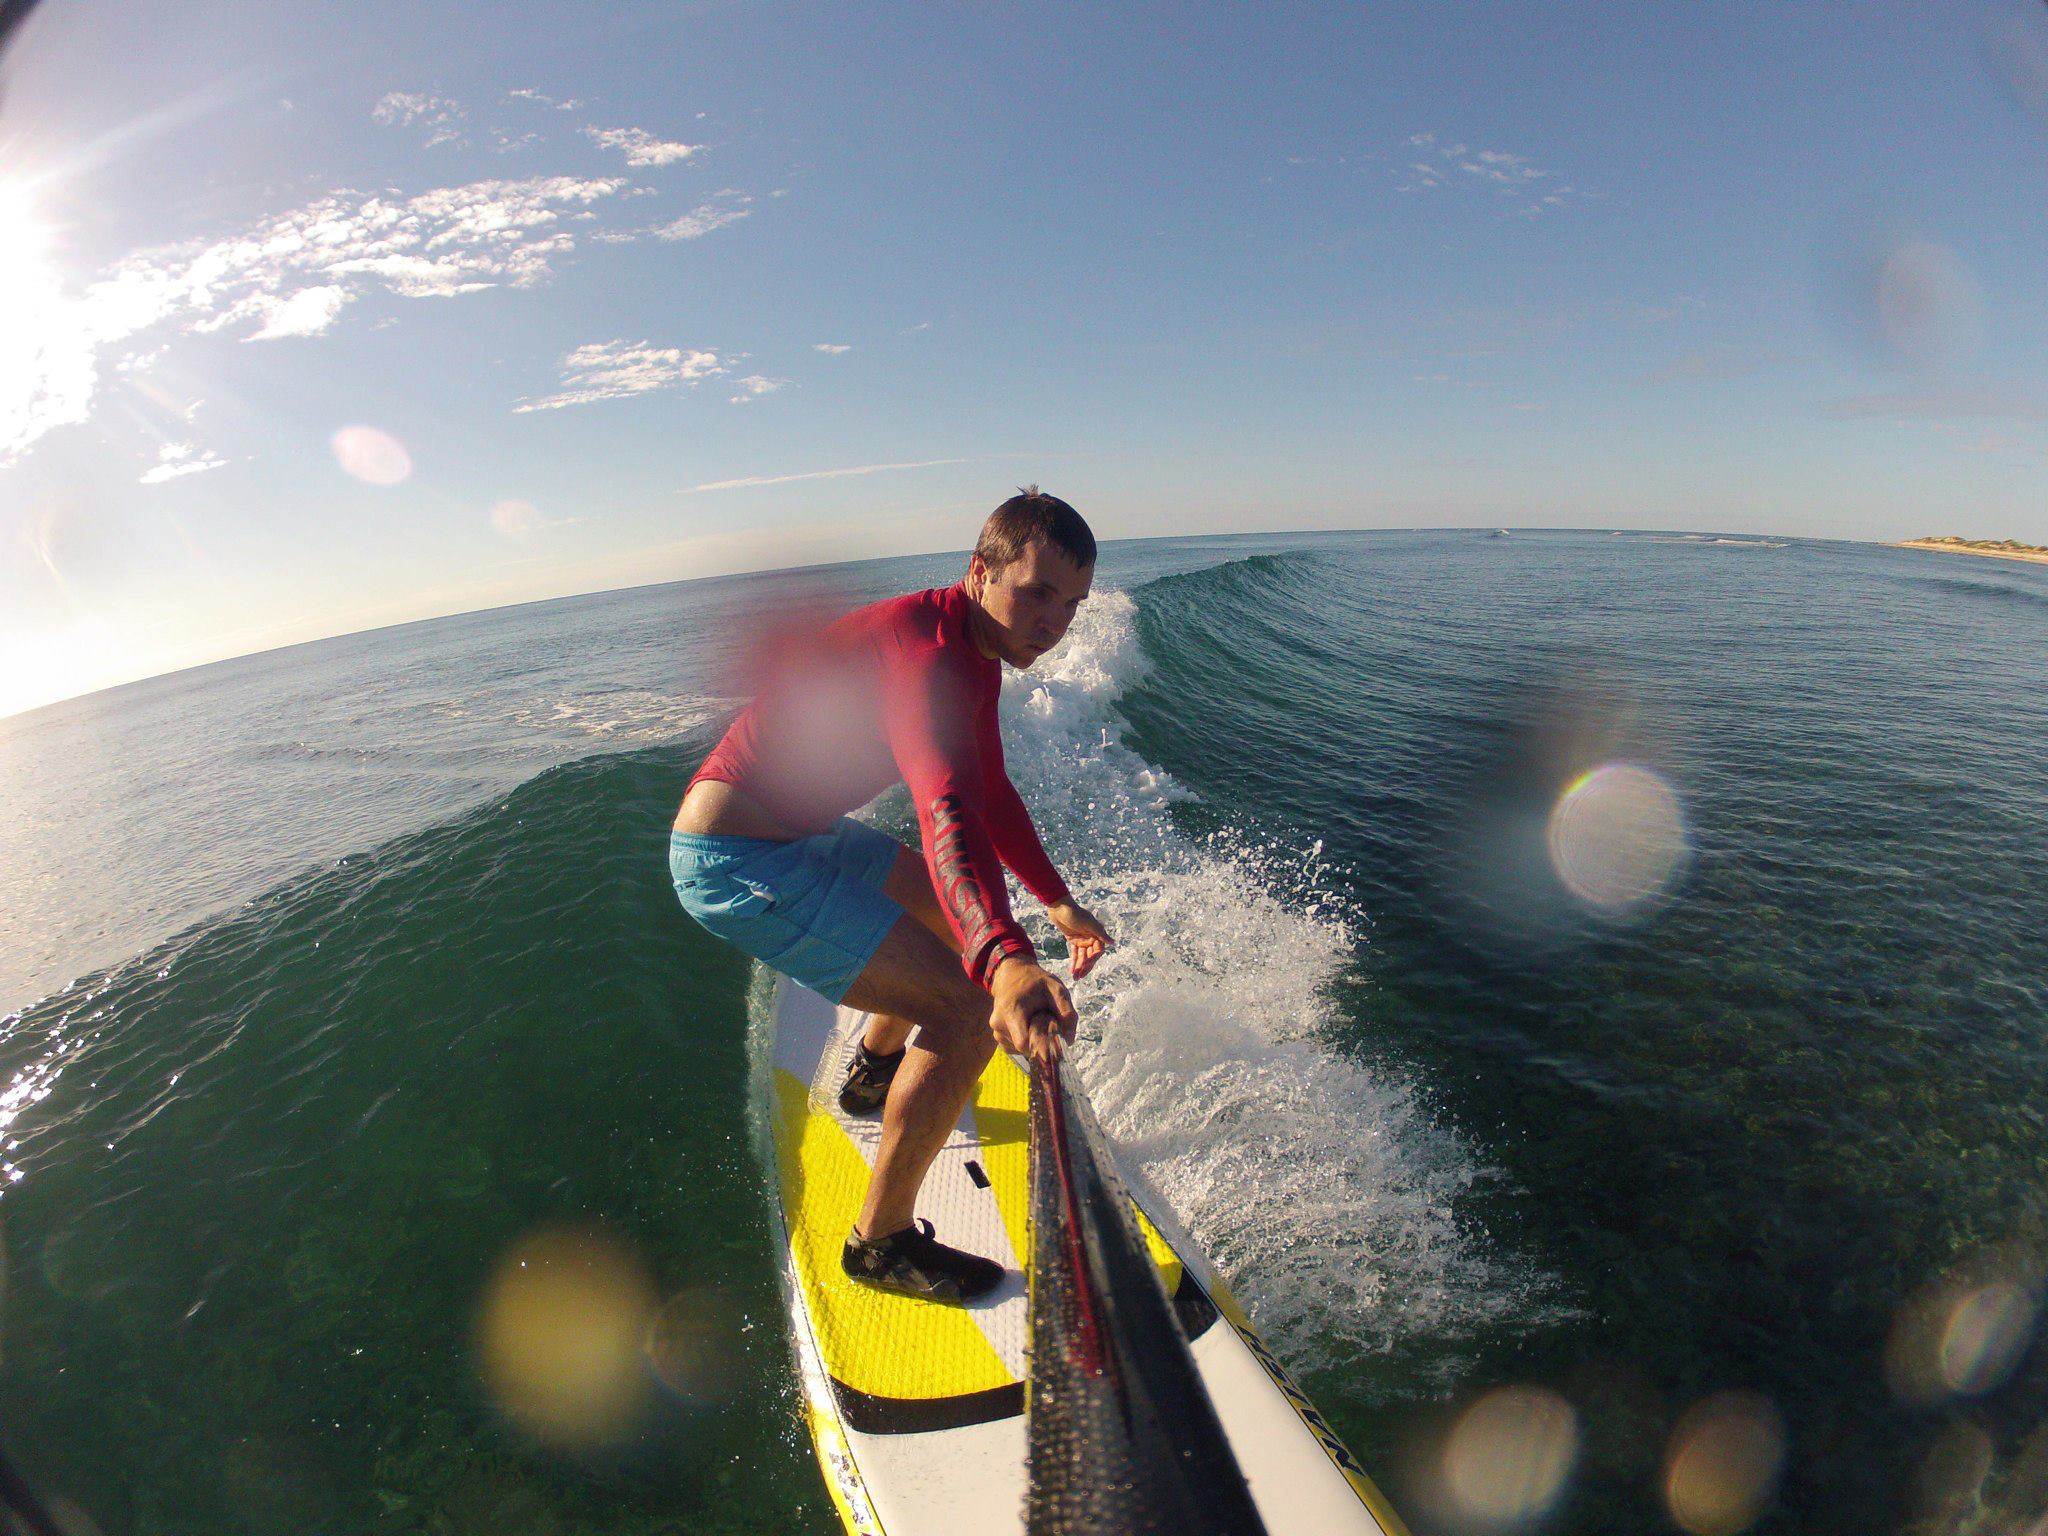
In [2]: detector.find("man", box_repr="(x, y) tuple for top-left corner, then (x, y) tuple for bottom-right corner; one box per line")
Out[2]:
(670, 487), (1113, 1303)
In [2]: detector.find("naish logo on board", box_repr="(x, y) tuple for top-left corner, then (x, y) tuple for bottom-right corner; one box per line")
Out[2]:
(930, 792), (1003, 959)
(824, 1445), (883, 1535)
(1228, 1316), (1371, 1482)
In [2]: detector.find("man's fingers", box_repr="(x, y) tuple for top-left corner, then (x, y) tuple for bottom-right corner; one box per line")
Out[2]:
(1049, 979), (1077, 1026)
(1024, 1003), (1073, 1062)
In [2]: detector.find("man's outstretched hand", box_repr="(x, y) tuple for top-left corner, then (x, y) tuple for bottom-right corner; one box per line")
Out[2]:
(1047, 899), (1113, 980)
(988, 957), (1078, 1065)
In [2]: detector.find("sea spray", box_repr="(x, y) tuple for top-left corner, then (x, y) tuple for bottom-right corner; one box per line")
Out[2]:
(990, 584), (1568, 1373)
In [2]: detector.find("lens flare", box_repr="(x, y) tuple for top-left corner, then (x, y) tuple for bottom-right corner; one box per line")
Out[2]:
(475, 1224), (658, 1451)
(1984, 11), (2048, 127)
(49, 1493), (109, 1535)
(1662, 1391), (1786, 1536)
(1887, 1263), (2042, 1404)
(490, 499), (542, 537)
(644, 1288), (742, 1404)
(1547, 762), (1688, 913)
(1912, 1421), (1993, 1527)
(1442, 1385), (1580, 1527)
(330, 424), (411, 486)
(1873, 239), (1981, 371)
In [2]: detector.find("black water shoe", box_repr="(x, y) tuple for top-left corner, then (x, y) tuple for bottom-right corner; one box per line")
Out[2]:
(842, 1219), (1003, 1303)
(837, 1041), (905, 1115)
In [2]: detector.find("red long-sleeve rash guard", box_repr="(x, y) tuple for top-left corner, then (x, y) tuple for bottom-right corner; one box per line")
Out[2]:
(687, 584), (1069, 990)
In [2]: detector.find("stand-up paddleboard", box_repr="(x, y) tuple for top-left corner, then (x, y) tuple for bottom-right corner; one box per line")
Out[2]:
(761, 974), (1411, 1536)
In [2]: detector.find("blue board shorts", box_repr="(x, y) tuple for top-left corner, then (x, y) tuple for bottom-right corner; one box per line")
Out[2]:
(669, 817), (908, 1003)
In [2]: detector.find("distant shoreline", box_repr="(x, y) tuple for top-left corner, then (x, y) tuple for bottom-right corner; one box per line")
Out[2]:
(1892, 538), (2048, 568)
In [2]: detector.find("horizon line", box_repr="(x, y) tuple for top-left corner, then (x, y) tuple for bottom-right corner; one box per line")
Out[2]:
(0, 521), (1873, 727)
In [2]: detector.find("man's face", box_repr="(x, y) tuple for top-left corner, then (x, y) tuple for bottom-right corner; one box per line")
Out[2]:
(968, 540), (1093, 667)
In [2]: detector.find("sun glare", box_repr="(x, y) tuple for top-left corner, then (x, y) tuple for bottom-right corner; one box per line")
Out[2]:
(0, 179), (50, 285)
(0, 178), (78, 464)
(0, 618), (131, 720)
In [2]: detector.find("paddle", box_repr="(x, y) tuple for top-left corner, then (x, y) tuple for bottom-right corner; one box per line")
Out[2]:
(1024, 1056), (1270, 1536)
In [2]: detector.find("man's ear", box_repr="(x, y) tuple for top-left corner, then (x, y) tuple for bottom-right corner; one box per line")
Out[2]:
(966, 552), (987, 599)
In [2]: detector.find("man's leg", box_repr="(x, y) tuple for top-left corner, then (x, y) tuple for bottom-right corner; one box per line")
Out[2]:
(840, 874), (994, 1241)
(855, 848), (961, 1058)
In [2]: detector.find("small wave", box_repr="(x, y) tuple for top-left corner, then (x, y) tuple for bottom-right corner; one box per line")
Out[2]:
(1907, 574), (2048, 614)
(996, 589), (1567, 1367)
(431, 689), (726, 745)
(1626, 534), (1787, 548)
(245, 739), (398, 765)
(1129, 548), (1323, 603)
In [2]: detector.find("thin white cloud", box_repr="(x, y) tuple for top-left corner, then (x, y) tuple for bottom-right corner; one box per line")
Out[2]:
(1640, 348), (1769, 385)
(514, 339), (724, 412)
(813, 342), (852, 355)
(104, 173), (628, 317)
(589, 192), (752, 246)
(372, 91), (468, 148)
(583, 125), (700, 166)
(1392, 131), (1592, 216)
(687, 457), (969, 493)
(653, 198), (751, 241)
(728, 375), (788, 404)
(4, 174), (633, 467)
(1930, 425), (2018, 455)
(1415, 295), (1701, 360)
(247, 285), (350, 340)
(509, 88), (582, 111)
(489, 498), (579, 536)
(1818, 388), (2048, 421)
(139, 441), (228, 484)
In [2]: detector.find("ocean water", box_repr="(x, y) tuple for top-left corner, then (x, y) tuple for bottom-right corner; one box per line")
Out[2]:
(2, 529), (2045, 1534)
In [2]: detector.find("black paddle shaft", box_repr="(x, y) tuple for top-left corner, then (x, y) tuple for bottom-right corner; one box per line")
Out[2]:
(1024, 1058), (1269, 1536)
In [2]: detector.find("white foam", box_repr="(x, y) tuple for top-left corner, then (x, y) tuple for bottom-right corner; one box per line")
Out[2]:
(998, 587), (1567, 1371)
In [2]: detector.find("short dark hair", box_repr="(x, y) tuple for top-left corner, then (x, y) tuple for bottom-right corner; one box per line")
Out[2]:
(973, 485), (1096, 575)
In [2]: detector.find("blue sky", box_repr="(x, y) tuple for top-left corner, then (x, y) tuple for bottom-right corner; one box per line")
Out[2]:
(2, 0), (2046, 715)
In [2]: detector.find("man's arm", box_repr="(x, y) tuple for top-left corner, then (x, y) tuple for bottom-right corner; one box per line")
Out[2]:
(882, 648), (1082, 1059)
(882, 647), (1037, 990)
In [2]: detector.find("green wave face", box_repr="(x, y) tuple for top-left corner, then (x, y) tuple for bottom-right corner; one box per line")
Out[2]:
(1, 743), (835, 1533)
